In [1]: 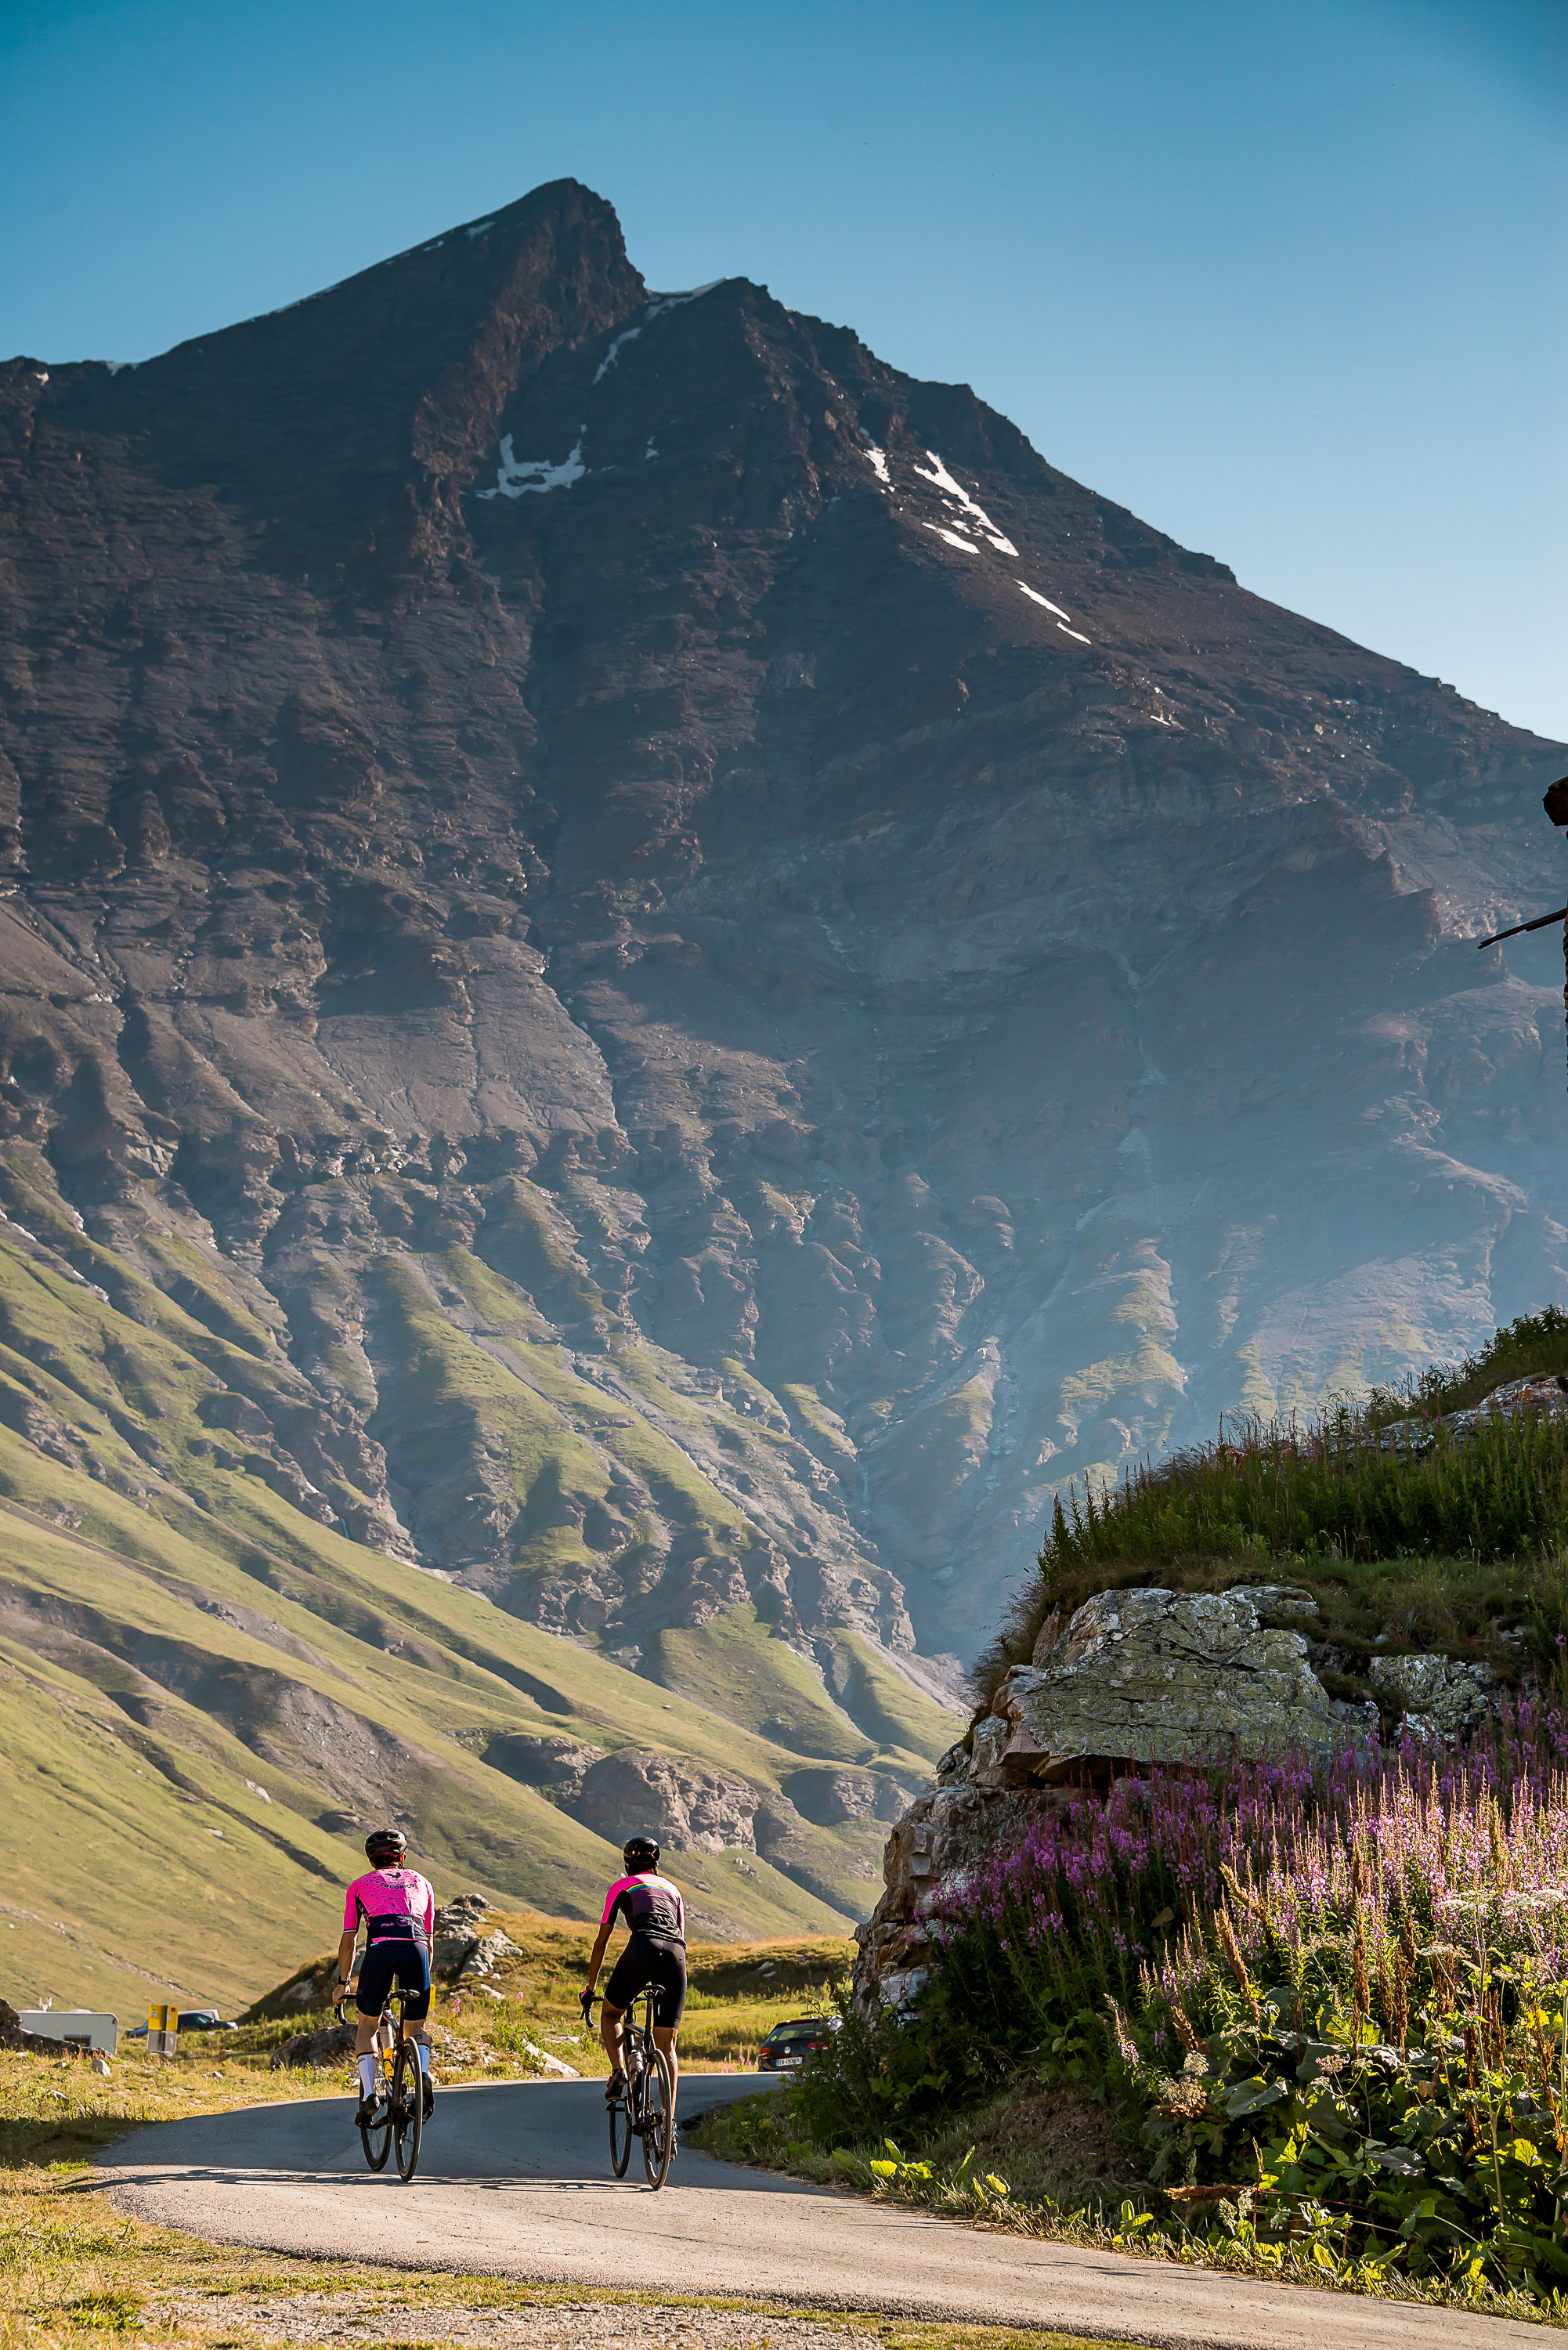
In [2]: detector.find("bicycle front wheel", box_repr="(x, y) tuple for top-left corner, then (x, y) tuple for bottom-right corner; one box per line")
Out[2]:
(392, 2042), (424, 2182)
(641, 2044), (675, 2189)
(359, 2082), (392, 2173)
(609, 2073), (634, 2176)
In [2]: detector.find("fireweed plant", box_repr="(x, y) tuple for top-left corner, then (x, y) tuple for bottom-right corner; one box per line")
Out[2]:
(791, 1682), (1568, 2302)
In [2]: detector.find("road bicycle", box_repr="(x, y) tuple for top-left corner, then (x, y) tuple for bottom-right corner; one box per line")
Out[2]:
(356, 1983), (425, 2182)
(594, 1988), (675, 2189)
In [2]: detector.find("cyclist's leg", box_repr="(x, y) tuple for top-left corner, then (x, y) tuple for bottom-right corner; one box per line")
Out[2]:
(393, 1945), (434, 2110)
(598, 1997), (626, 2081)
(603, 1932), (658, 2082)
(652, 2023), (678, 2107)
(650, 1944), (686, 2118)
(353, 1946), (394, 2106)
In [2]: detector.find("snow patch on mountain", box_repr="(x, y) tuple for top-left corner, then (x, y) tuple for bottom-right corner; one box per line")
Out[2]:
(913, 450), (1018, 555)
(477, 432), (587, 500)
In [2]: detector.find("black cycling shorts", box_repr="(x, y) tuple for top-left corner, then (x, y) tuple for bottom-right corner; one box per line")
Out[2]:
(605, 1932), (687, 2028)
(356, 1937), (431, 2022)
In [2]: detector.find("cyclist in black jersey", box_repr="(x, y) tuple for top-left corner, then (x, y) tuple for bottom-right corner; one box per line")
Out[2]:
(581, 1835), (687, 2124)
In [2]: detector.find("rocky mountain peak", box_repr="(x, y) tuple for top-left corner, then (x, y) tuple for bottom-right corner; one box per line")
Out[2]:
(0, 182), (1561, 1708)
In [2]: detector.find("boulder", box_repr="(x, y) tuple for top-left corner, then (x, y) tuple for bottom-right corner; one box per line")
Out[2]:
(974, 1587), (1351, 1783)
(432, 1892), (491, 1974)
(455, 1929), (519, 1982)
(433, 1893), (490, 1934)
(1368, 1651), (1497, 1741)
(522, 2038), (580, 2078)
(269, 2021), (357, 2070)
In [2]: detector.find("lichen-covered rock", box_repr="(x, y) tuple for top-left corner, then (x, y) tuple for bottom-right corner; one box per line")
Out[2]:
(978, 1587), (1350, 1781)
(856, 1587), (1508, 2011)
(1237, 1585), (1321, 1625)
(1367, 1652), (1497, 1741)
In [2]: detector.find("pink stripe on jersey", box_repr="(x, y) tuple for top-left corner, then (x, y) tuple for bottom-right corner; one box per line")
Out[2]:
(344, 1867), (435, 1938)
(601, 1871), (685, 1940)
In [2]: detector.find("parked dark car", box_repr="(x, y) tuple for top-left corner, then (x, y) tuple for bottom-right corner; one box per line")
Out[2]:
(124, 2008), (230, 2037)
(756, 2016), (837, 2072)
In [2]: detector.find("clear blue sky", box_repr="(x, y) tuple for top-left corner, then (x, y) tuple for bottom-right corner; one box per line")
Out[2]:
(3, 0), (1563, 742)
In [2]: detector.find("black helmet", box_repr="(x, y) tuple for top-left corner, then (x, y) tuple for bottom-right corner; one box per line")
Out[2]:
(365, 1827), (406, 1865)
(623, 1835), (660, 1873)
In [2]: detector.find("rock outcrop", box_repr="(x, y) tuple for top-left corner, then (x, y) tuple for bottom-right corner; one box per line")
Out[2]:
(432, 1893), (517, 1978)
(1380, 1376), (1568, 1455)
(572, 1747), (801, 1856)
(856, 1585), (1506, 2011)
(854, 1783), (1070, 2012)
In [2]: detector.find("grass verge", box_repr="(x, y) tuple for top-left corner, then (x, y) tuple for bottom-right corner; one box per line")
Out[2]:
(689, 2086), (1568, 2330)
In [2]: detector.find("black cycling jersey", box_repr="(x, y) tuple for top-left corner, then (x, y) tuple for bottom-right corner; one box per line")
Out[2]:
(600, 1869), (686, 1946)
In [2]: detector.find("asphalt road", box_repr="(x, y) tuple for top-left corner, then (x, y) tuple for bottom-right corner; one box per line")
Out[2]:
(100, 2075), (1541, 2350)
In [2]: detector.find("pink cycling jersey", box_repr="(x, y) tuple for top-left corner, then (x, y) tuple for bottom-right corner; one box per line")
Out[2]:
(344, 1866), (435, 1945)
(601, 1871), (685, 1945)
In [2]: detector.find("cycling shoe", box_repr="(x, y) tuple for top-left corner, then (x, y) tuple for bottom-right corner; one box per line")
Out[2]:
(422, 2078), (435, 2120)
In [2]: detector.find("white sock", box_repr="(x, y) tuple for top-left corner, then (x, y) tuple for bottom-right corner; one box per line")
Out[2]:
(357, 2055), (375, 2099)
(414, 2043), (429, 2076)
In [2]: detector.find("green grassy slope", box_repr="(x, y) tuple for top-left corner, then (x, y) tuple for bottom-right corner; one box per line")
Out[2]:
(0, 1468), (867, 2008)
(0, 1175), (960, 2015)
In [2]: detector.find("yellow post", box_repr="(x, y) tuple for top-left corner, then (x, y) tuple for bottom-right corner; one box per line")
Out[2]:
(146, 2003), (179, 2059)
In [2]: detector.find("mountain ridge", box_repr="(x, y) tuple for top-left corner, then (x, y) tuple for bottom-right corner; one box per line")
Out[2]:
(0, 176), (1562, 1739)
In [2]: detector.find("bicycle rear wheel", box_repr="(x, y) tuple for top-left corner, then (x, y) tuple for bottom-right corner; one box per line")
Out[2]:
(641, 2044), (674, 2189)
(609, 2071), (634, 2176)
(392, 2041), (424, 2182)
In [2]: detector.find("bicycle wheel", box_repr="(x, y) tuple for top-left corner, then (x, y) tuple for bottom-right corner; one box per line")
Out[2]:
(641, 2044), (675, 2189)
(609, 2069), (634, 2176)
(359, 2076), (392, 2173)
(392, 2041), (424, 2182)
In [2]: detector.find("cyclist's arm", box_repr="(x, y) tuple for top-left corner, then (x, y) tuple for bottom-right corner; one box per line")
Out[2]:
(583, 1916), (613, 1993)
(332, 1927), (359, 2005)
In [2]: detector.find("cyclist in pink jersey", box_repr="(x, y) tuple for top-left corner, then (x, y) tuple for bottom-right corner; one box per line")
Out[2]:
(332, 1828), (437, 2124)
(582, 1835), (687, 2129)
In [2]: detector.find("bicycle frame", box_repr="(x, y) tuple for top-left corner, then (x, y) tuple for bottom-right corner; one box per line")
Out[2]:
(356, 1985), (425, 2182)
(595, 1987), (675, 2189)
